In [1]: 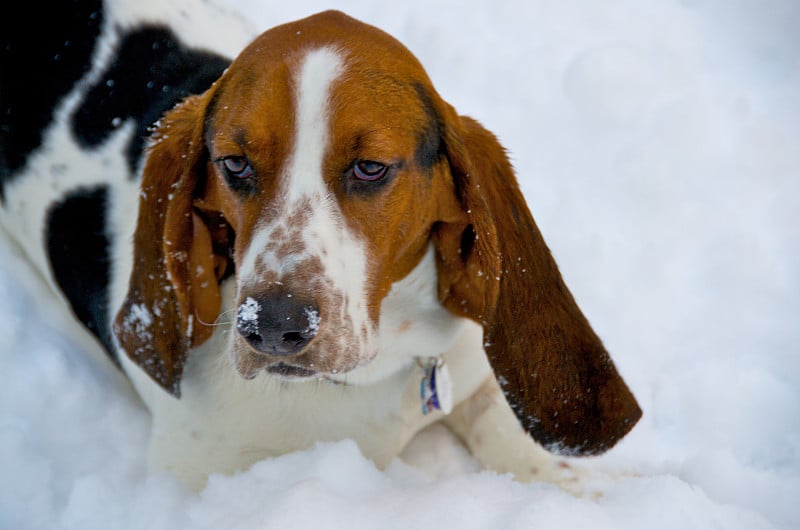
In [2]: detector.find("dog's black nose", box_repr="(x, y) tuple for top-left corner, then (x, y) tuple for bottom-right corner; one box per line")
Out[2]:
(236, 294), (319, 356)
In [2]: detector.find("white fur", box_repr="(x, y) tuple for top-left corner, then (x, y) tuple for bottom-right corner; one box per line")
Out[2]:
(286, 48), (343, 200)
(332, 246), (472, 385)
(0, 2), (563, 492)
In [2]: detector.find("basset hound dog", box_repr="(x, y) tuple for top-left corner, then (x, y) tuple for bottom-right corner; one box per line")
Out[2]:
(0, 1), (641, 490)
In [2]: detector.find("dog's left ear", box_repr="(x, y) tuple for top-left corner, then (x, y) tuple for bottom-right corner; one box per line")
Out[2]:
(113, 94), (228, 397)
(433, 108), (641, 455)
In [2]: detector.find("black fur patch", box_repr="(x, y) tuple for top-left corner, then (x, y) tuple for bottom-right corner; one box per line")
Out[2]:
(46, 186), (115, 361)
(0, 0), (104, 201)
(71, 26), (230, 174)
(413, 83), (445, 170)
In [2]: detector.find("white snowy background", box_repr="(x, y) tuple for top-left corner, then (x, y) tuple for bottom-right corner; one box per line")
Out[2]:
(1, 0), (798, 528)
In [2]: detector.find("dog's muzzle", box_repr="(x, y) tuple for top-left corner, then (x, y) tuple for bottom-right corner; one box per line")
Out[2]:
(236, 293), (320, 357)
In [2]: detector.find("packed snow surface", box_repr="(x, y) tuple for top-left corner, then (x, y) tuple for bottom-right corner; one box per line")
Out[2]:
(1, 0), (798, 528)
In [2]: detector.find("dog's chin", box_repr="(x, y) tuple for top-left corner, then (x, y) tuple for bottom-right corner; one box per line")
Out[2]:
(231, 339), (378, 382)
(265, 363), (319, 379)
(238, 360), (386, 384)
(233, 359), (320, 381)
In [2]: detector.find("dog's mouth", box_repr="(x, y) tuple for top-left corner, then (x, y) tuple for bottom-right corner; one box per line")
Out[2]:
(265, 362), (319, 379)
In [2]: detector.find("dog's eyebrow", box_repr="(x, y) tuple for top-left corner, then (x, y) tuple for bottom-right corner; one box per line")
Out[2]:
(412, 82), (444, 171)
(203, 91), (249, 154)
(203, 88), (223, 149)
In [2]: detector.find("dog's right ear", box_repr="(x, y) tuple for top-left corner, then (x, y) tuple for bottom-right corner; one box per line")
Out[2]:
(113, 94), (228, 397)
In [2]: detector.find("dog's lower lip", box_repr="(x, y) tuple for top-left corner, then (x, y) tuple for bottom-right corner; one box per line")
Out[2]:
(266, 363), (318, 378)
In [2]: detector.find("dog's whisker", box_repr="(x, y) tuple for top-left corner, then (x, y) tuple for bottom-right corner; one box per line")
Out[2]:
(196, 308), (237, 328)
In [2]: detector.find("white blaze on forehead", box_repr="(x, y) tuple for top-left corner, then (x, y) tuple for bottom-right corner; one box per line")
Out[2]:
(287, 47), (344, 200)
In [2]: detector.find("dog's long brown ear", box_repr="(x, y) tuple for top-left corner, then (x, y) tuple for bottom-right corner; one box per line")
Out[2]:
(434, 112), (641, 455)
(113, 95), (225, 397)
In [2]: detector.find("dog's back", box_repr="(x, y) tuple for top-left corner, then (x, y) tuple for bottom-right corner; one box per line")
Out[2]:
(0, 0), (248, 357)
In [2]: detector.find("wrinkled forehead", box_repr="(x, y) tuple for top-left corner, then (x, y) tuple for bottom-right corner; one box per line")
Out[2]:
(205, 12), (439, 146)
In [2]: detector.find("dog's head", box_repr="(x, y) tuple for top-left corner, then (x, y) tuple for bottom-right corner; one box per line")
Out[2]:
(113, 11), (640, 455)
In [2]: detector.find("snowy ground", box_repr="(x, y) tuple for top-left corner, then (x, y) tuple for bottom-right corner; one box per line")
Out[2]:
(2, 0), (799, 528)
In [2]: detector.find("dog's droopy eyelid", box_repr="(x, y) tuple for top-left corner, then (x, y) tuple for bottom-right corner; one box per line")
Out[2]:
(216, 155), (254, 180)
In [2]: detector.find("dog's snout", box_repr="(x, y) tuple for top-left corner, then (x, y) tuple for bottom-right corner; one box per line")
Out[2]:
(236, 294), (320, 356)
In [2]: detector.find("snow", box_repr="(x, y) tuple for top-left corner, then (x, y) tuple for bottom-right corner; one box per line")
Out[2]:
(127, 303), (153, 332)
(303, 306), (321, 335)
(1, 0), (799, 528)
(236, 297), (262, 338)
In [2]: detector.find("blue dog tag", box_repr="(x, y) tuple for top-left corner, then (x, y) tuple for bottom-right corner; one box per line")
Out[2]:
(420, 357), (453, 415)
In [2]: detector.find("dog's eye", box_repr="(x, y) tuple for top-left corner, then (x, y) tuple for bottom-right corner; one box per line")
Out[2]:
(219, 156), (253, 180)
(353, 161), (387, 182)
